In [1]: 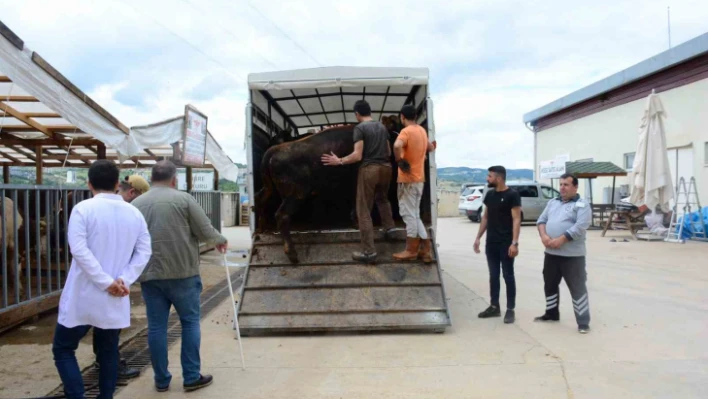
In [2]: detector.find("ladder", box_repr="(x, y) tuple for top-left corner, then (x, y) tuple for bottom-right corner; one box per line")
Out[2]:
(666, 177), (708, 243)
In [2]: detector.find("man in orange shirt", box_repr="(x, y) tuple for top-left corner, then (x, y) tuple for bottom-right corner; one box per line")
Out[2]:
(393, 105), (436, 262)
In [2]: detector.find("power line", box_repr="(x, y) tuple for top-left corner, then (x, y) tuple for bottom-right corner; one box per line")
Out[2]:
(177, 0), (281, 70)
(111, 0), (248, 84)
(241, 0), (323, 67)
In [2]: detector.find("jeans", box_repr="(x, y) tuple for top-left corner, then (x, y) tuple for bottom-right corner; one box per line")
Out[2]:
(485, 241), (516, 310)
(356, 164), (395, 254)
(397, 182), (427, 239)
(141, 275), (203, 388)
(53, 323), (120, 399)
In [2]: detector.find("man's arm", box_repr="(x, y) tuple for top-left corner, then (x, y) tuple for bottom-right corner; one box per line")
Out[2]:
(509, 206), (521, 257)
(322, 141), (364, 166)
(118, 216), (152, 287)
(426, 140), (437, 153)
(473, 205), (488, 254)
(537, 202), (552, 247)
(549, 202), (592, 249)
(67, 208), (115, 291)
(187, 195), (228, 247)
(393, 138), (405, 162)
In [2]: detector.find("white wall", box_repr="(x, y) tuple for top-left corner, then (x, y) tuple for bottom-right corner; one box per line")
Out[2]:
(536, 78), (708, 205)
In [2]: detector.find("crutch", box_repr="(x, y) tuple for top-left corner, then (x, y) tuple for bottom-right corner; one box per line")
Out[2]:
(223, 252), (246, 370)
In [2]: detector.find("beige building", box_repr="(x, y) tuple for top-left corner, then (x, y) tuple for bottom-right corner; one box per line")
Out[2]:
(524, 32), (708, 206)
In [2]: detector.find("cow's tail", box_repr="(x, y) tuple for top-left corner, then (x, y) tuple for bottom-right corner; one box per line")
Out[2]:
(255, 148), (276, 231)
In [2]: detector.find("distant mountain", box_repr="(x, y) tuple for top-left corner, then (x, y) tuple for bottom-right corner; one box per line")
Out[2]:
(437, 167), (533, 185)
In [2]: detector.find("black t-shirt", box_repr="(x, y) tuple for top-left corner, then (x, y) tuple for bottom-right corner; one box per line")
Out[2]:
(353, 121), (391, 167)
(483, 188), (521, 243)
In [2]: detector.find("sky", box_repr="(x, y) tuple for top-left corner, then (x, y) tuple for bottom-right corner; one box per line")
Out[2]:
(1, 0), (707, 169)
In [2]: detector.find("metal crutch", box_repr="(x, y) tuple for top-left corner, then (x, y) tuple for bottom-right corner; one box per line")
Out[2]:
(223, 252), (246, 370)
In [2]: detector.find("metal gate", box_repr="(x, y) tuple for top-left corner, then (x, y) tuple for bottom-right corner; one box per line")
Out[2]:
(190, 191), (222, 232)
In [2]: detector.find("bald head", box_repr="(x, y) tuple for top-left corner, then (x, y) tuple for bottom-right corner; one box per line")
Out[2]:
(152, 161), (177, 186)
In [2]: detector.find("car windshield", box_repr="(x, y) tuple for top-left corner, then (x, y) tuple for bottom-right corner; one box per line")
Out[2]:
(461, 187), (474, 196)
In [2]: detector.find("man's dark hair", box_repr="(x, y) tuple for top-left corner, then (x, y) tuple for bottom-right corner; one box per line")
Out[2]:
(560, 173), (579, 187)
(353, 100), (372, 117)
(400, 105), (417, 121)
(488, 165), (507, 181)
(88, 160), (119, 191)
(152, 160), (177, 183)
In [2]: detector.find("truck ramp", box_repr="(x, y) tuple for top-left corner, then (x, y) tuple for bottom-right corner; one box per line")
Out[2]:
(238, 229), (451, 334)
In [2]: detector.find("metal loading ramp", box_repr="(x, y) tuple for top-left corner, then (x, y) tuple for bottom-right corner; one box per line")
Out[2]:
(238, 229), (451, 334)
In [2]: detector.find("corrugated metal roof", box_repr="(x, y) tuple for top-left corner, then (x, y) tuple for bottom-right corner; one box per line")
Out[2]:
(565, 162), (627, 177)
(523, 32), (708, 124)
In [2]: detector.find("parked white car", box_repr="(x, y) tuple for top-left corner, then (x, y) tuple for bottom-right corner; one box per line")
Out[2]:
(458, 185), (485, 222)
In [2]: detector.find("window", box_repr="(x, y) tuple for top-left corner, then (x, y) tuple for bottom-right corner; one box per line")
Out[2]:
(541, 186), (559, 199)
(705, 142), (708, 165)
(513, 185), (539, 198)
(624, 152), (636, 170)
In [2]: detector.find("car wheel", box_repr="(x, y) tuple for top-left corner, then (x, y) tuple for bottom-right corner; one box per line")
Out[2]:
(475, 207), (483, 223)
(521, 211), (525, 222)
(467, 215), (475, 222)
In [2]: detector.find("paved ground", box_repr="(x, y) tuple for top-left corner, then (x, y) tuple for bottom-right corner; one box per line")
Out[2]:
(0, 228), (249, 399)
(112, 218), (708, 399)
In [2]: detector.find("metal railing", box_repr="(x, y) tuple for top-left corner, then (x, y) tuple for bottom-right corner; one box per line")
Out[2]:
(0, 185), (91, 314)
(1, 186), (223, 328)
(190, 191), (222, 233)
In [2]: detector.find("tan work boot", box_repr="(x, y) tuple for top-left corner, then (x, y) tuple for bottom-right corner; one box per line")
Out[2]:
(393, 238), (420, 261)
(418, 239), (434, 264)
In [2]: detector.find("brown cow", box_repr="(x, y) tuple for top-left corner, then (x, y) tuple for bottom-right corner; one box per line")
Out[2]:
(255, 124), (399, 263)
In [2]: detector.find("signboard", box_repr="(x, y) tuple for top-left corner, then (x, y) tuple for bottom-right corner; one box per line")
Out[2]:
(182, 105), (208, 167)
(539, 154), (570, 180)
(178, 170), (214, 191)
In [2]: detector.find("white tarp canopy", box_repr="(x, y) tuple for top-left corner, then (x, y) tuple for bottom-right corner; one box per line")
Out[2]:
(249, 67), (430, 133)
(629, 91), (674, 212)
(0, 32), (238, 181)
(126, 117), (238, 182)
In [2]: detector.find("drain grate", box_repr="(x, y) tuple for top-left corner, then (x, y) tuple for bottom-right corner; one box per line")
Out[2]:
(47, 271), (243, 398)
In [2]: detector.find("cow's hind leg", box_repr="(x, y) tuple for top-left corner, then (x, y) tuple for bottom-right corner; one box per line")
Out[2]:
(254, 188), (270, 233)
(276, 197), (302, 263)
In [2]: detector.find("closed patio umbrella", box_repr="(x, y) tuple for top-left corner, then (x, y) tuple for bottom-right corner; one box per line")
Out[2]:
(629, 91), (674, 212)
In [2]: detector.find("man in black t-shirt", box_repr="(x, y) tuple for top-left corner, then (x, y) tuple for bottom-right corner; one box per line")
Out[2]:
(474, 165), (522, 324)
(322, 100), (395, 263)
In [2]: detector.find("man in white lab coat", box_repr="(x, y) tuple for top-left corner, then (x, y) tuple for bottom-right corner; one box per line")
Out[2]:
(52, 160), (152, 399)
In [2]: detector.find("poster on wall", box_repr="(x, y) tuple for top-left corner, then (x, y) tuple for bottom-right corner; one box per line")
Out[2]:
(539, 154), (570, 179)
(182, 105), (208, 167)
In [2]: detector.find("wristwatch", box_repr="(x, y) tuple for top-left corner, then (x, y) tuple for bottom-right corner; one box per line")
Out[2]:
(512, 241), (519, 247)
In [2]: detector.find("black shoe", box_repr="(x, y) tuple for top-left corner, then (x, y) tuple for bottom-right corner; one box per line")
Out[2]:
(184, 374), (213, 392)
(352, 251), (377, 263)
(478, 306), (501, 318)
(504, 310), (515, 324)
(156, 384), (170, 393)
(578, 325), (591, 334)
(118, 360), (140, 379)
(534, 313), (560, 322)
(384, 228), (396, 241)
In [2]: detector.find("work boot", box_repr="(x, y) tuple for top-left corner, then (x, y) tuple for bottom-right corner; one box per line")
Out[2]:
(184, 374), (213, 392)
(384, 228), (396, 241)
(393, 238), (420, 261)
(417, 239), (434, 264)
(118, 360), (140, 379)
(352, 251), (377, 264)
(478, 305), (501, 318)
(533, 312), (560, 322)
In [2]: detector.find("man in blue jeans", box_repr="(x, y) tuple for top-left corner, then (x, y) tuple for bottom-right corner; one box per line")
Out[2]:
(474, 165), (522, 324)
(52, 160), (152, 399)
(133, 161), (228, 393)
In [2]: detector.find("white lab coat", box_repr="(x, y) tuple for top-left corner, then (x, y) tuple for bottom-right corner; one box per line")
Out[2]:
(58, 194), (152, 329)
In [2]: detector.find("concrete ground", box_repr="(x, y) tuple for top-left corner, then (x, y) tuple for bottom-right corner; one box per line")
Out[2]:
(112, 218), (708, 399)
(0, 227), (249, 399)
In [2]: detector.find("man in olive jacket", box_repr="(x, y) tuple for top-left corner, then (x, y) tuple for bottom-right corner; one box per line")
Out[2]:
(133, 161), (227, 393)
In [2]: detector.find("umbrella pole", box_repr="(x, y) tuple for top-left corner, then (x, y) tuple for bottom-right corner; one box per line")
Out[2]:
(611, 176), (616, 207)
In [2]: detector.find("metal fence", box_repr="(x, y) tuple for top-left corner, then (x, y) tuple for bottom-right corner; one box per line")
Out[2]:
(0, 185), (92, 315)
(190, 191), (222, 233)
(1, 186), (223, 329)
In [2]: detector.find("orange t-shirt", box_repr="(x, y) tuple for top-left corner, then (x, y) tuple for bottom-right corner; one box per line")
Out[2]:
(397, 125), (428, 183)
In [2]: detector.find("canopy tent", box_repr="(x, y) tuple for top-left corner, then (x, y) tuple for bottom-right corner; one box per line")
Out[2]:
(563, 161), (628, 205)
(629, 91), (674, 212)
(247, 66), (432, 135)
(0, 20), (237, 182)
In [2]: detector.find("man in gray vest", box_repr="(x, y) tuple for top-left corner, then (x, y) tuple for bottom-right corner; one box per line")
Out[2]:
(535, 173), (592, 334)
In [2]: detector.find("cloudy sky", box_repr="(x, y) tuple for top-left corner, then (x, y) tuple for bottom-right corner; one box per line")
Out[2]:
(2, 0), (707, 169)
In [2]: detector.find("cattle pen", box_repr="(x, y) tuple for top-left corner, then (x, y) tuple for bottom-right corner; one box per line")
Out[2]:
(240, 66), (451, 334)
(0, 20), (238, 331)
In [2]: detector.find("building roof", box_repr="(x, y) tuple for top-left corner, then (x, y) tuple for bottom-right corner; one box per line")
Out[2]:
(523, 32), (708, 124)
(565, 162), (627, 178)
